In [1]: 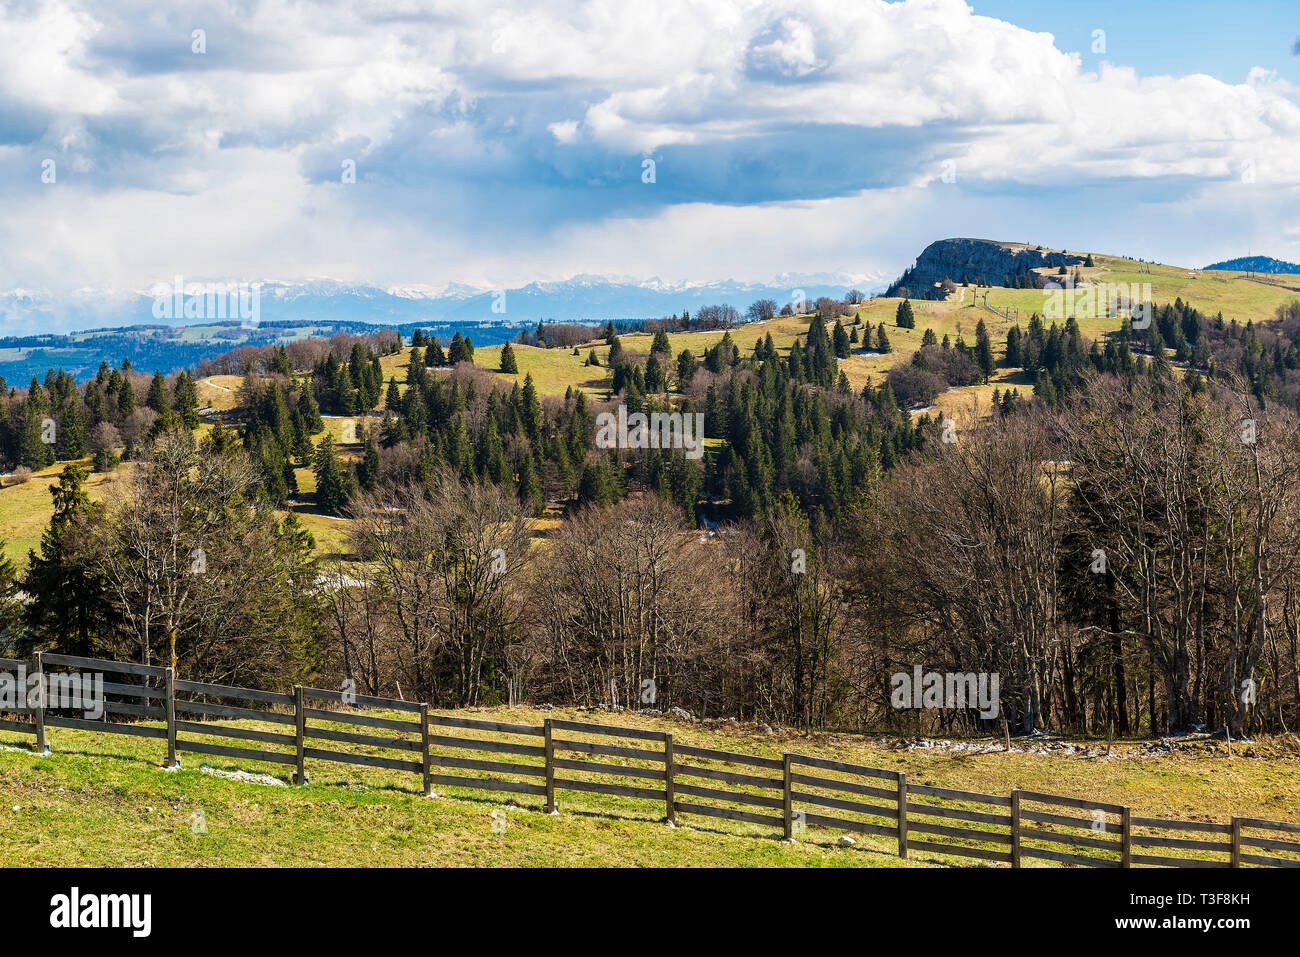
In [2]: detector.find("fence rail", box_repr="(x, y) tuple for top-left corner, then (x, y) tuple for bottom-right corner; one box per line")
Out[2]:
(2, 652), (1298, 868)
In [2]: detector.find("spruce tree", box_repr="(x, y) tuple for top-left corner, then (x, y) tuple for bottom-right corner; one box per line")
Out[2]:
(426, 338), (447, 367)
(448, 332), (468, 365)
(117, 377), (137, 419)
(0, 538), (19, 656)
(173, 371), (201, 428)
(500, 342), (519, 374)
(20, 463), (108, 656)
(974, 319), (995, 381)
(676, 349), (696, 384)
(313, 433), (347, 515)
(833, 320), (850, 359)
(645, 353), (665, 393)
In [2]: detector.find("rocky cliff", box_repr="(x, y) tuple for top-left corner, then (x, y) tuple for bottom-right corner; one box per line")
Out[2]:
(886, 239), (1086, 299)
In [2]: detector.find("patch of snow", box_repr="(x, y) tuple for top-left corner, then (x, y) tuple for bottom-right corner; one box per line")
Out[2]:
(198, 764), (287, 787)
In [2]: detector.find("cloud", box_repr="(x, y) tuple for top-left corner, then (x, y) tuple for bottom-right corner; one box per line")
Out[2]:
(2, 0), (1300, 323)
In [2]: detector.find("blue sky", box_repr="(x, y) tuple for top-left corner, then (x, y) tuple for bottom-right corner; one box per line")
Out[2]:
(971, 0), (1300, 84)
(2, 0), (1299, 331)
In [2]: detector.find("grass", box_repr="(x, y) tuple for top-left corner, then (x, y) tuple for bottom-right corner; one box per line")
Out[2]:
(0, 462), (124, 567)
(1, 706), (1295, 867)
(6, 245), (1299, 569)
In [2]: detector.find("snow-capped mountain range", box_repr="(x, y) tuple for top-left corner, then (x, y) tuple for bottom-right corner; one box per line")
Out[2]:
(0, 272), (886, 337)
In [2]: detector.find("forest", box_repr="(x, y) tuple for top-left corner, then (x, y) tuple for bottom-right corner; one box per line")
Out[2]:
(4, 295), (1300, 741)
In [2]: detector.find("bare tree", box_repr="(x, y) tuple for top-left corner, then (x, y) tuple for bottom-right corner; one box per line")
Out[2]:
(528, 495), (733, 712)
(347, 470), (533, 705)
(86, 428), (261, 669)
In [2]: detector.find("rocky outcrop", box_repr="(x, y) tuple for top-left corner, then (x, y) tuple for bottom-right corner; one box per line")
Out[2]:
(886, 238), (1085, 300)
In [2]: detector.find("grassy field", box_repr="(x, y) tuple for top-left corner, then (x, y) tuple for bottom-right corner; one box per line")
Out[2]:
(5, 244), (1300, 568)
(0, 462), (125, 567)
(1, 706), (1296, 867)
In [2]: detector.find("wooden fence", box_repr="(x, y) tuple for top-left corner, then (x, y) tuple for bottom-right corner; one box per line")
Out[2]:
(2, 652), (1298, 868)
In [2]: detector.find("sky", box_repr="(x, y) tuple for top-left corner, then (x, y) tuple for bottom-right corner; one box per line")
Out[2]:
(3, 0), (1300, 328)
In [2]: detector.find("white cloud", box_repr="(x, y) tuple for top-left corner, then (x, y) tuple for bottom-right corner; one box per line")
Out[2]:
(2, 0), (1299, 320)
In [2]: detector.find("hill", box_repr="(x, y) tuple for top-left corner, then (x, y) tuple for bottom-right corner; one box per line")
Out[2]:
(1203, 255), (1300, 274)
(7, 237), (1300, 571)
(2, 707), (1295, 866)
(886, 238), (1086, 297)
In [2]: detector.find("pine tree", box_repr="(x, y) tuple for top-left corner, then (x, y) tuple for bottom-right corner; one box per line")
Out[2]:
(117, 377), (137, 419)
(0, 538), (20, 655)
(313, 433), (348, 515)
(426, 338), (447, 367)
(173, 371), (201, 428)
(577, 459), (615, 506)
(500, 342), (519, 374)
(272, 346), (293, 376)
(1005, 326), (1022, 367)
(520, 373), (542, 443)
(19, 405), (54, 469)
(517, 450), (544, 515)
(645, 353), (665, 393)
(21, 464), (109, 656)
(358, 440), (381, 491)
(479, 417), (507, 484)
(448, 332), (468, 365)
(833, 320), (850, 359)
(974, 319), (995, 381)
(676, 349), (696, 384)
(58, 400), (86, 460)
(895, 299), (915, 329)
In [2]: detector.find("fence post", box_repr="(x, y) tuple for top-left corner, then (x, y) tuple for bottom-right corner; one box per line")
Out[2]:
(663, 732), (676, 826)
(1121, 805), (1132, 867)
(32, 652), (48, 755)
(896, 771), (908, 858)
(543, 718), (556, 813)
(293, 685), (308, 785)
(782, 752), (793, 841)
(1231, 817), (1242, 868)
(1011, 789), (1022, 868)
(419, 704), (432, 797)
(163, 667), (178, 768)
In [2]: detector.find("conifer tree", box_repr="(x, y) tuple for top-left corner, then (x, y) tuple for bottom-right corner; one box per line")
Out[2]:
(500, 342), (519, 374)
(426, 338), (447, 367)
(173, 371), (201, 428)
(676, 349), (695, 384)
(314, 433), (348, 515)
(21, 464), (109, 656)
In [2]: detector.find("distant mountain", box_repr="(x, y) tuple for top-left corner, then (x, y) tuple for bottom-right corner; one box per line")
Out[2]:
(0, 273), (884, 338)
(1204, 256), (1300, 274)
(0, 272), (885, 383)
